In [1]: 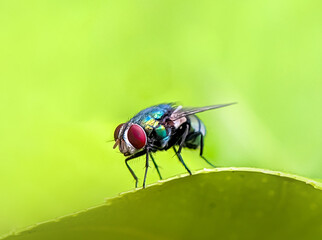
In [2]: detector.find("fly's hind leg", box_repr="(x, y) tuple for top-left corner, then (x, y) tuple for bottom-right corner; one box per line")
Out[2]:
(199, 133), (216, 168)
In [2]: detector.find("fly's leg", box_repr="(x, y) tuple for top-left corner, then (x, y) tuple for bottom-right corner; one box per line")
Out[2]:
(173, 146), (192, 175)
(177, 124), (190, 154)
(125, 150), (146, 188)
(150, 153), (162, 180)
(142, 150), (150, 188)
(199, 133), (216, 168)
(125, 158), (139, 188)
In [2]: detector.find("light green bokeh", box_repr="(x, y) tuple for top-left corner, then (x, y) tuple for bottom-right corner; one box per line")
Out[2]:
(0, 0), (321, 236)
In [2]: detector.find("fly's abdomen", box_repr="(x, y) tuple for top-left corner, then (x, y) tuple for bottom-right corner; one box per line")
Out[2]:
(184, 115), (206, 149)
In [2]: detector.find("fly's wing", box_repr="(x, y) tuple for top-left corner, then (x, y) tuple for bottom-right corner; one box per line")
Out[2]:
(170, 103), (236, 121)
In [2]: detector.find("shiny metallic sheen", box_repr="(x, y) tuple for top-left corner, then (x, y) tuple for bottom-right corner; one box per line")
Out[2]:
(113, 102), (236, 188)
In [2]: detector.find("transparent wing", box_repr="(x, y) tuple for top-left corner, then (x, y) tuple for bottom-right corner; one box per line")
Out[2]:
(171, 102), (236, 121)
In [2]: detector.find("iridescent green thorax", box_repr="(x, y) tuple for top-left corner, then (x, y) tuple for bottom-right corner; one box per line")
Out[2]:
(140, 115), (168, 140)
(150, 110), (164, 119)
(129, 104), (174, 148)
(141, 115), (159, 132)
(155, 124), (167, 138)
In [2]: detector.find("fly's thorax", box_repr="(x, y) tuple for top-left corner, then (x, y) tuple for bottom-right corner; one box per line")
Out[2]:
(139, 115), (172, 149)
(140, 114), (171, 139)
(140, 115), (159, 135)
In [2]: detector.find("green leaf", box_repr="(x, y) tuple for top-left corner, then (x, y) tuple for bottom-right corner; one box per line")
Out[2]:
(2, 168), (322, 240)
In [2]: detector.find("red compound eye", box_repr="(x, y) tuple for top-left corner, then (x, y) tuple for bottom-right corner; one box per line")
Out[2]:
(127, 124), (147, 149)
(114, 123), (124, 140)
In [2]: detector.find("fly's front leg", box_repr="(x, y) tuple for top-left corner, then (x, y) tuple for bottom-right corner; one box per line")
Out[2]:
(125, 158), (138, 188)
(125, 150), (146, 188)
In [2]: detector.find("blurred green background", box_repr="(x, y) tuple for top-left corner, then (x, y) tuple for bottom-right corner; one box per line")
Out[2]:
(1, 0), (321, 236)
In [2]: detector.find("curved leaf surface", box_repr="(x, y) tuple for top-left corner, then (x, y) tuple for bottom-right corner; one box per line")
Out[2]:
(2, 168), (322, 240)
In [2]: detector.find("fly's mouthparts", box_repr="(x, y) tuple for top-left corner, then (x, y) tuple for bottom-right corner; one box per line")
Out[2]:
(113, 139), (120, 149)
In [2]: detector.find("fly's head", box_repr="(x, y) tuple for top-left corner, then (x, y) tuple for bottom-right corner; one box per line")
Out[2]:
(113, 123), (147, 156)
